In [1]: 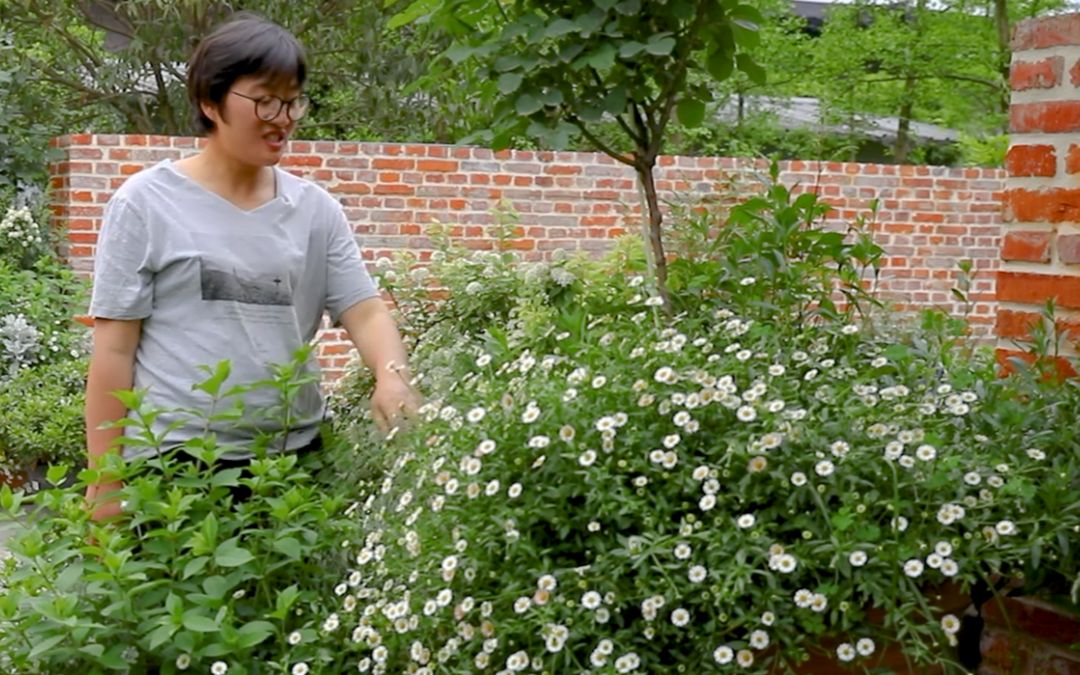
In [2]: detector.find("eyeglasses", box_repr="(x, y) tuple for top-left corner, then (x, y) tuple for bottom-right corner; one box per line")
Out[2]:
(229, 91), (310, 122)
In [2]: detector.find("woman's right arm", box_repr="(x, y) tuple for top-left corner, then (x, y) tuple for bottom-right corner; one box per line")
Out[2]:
(84, 318), (141, 522)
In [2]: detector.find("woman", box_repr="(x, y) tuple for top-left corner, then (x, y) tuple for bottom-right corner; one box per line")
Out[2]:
(84, 13), (418, 520)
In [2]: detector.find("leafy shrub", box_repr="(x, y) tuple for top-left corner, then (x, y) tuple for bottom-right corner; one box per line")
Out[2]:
(321, 186), (1079, 673)
(0, 357), (87, 474)
(0, 354), (364, 674)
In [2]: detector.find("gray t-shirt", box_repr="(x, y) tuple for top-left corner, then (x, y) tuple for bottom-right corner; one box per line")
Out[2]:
(89, 160), (378, 460)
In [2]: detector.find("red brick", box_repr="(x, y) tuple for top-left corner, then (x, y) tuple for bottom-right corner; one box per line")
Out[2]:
(336, 183), (371, 195)
(373, 158), (415, 170)
(373, 184), (414, 196)
(280, 155), (322, 167)
(996, 308), (1043, 339)
(1014, 57), (1064, 89)
(1068, 145), (1080, 174)
(996, 348), (1079, 378)
(1002, 230), (1052, 261)
(998, 270), (1080, 308)
(1013, 14), (1080, 51)
(1011, 101), (1080, 133)
(1059, 234), (1080, 263)
(1006, 144), (1057, 177)
(416, 159), (458, 172)
(1005, 188), (1080, 223)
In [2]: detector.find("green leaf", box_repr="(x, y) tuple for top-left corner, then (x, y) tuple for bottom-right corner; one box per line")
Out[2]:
(443, 43), (475, 64)
(601, 86), (627, 115)
(273, 536), (302, 559)
(182, 610), (219, 633)
(645, 36), (677, 56)
(146, 623), (177, 652)
(214, 541), (254, 568)
(581, 44), (617, 71)
(706, 51), (734, 81)
(677, 98), (707, 127)
(192, 360), (231, 398)
(731, 4), (766, 23)
(202, 575), (229, 599)
(736, 54), (766, 84)
(615, 0), (641, 15)
(731, 20), (760, 49)
(29, 634), (66, 658)
(387, 0), (437, 29)
(236, 620), (275, 648)
(619, 41), (646, 58)
(544, 18), (579, 39)
(182, 556), (209, 579)
(497, 72), (524, 94)
(515, 93), (544, 116)
(46, 464), (69, 486)
(210, 468), (243, 488)
(55, 561), (84, 591)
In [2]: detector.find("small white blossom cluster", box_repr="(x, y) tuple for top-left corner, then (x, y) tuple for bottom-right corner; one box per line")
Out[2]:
(0, 206), (44, 258)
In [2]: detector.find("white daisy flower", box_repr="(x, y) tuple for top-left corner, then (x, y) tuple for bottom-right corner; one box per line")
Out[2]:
(810, 593), (828, 612)
(749, 630), (770, 650)
(689, 565), (707, 583)
(815, 460), (835, 477)
(849, 550), (868, 567)
(942, 614), (961, 634)
(903, 559), (925, 578)
(737, 513), (756, 529)
(211, 662), (228, 675)
(836, 643), (856, 662)
(916, 444), (937, 461)
(713, 645), (734, 665)
(941, 559), (959, 577)
(995, 520), (1017, 536)
(736, 649), (754, 667)
(793, 589), (814, 608)
(791, 471), (808, 486)
(674, 543), (692, 559)
(582, 591), (602, 609)
(736, 406), (757, 422)
(670, 608), (690, 627)
(856, 637), (875, 656)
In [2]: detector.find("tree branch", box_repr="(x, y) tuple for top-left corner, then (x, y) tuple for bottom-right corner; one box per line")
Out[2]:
(567, 116), (636, 166)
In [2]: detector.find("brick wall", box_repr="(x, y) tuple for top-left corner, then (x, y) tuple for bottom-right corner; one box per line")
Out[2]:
(48, 134), (1004, 380)
(1003, 13), (1080, 370)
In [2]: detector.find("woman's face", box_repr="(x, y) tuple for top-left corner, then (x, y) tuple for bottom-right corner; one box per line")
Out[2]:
(202, 74), (302, 167)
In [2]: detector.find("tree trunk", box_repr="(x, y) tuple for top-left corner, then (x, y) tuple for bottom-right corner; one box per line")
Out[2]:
(993, 0), (1010, 117)
(635, 158), (672, 313)
(894, 73), (916, 163)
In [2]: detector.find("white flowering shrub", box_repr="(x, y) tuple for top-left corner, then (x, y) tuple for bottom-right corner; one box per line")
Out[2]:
(0, 205), (48, 267)
(324, 184), (1080, 673)
(0, 208), (89, 473)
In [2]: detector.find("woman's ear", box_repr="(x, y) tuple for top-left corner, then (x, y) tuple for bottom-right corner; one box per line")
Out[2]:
(201, 99), (223, 128)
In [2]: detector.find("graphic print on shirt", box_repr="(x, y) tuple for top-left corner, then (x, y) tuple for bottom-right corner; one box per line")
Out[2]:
(199, 257), (293, 306)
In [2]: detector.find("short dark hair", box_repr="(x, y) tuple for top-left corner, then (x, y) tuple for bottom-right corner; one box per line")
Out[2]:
(186, 12), (307, 134)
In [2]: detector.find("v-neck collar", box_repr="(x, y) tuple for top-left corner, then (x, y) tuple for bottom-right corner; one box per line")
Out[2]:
(163, 159), (285, 216)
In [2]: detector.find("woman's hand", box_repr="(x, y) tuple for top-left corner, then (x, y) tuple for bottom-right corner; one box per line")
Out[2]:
(370, 376), (422, 434)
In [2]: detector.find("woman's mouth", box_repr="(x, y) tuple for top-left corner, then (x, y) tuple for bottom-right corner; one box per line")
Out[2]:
(263, 130), (286, 151)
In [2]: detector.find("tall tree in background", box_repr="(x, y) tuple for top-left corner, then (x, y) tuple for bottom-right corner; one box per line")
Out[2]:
(392, 0), (765, 308)
(0, 0), (487, 140)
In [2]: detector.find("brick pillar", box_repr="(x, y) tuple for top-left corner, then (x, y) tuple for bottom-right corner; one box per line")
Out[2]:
(1001, 15), (1080, 372)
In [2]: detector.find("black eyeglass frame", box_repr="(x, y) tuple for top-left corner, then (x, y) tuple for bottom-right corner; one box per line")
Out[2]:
(228, 91), (310, 122)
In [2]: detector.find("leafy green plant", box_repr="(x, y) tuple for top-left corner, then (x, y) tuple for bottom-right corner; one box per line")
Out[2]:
(0, 351), (366, 673)
(0, 357), (87, 475)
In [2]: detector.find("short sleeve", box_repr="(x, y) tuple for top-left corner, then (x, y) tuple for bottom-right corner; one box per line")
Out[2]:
(88, 197), (154, 320)
(325, 204), (379, 324)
